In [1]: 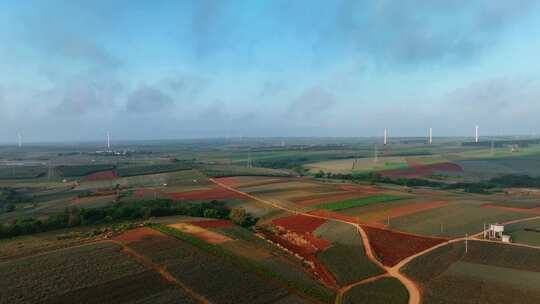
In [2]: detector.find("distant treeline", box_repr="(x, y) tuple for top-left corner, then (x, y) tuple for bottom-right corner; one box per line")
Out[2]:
(317, 171), (540, 194)
(0, 199), (256, 239)
(462, 139), (540, 147)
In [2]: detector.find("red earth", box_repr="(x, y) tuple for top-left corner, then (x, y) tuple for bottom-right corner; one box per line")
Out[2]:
(361, 226), (447, 267)
(188, 219), (235, 228)
(113, 227), (167, 243)
(168, 187), (247, 201)
(85, 170), (119, 181)
(213, 177), (241, 186)
(272, 214), (328, 233)
(260, 230), (337, 288)
(380, 162), (463, 178)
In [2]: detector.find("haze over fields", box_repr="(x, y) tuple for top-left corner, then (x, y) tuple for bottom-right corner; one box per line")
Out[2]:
(1, 1), (540, 142)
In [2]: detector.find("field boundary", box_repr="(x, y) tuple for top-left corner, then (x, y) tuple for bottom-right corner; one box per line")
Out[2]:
(111, 239), (210, 304)
(153, 224), (335, 303)
(210, 178), (420, 304)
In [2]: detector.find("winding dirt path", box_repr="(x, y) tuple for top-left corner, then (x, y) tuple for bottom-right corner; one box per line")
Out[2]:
(210, 178), (421, 304)
(394, 215), (540, 272)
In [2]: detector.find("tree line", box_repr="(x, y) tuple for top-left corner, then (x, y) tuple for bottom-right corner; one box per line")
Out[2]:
(0, 198), (257, 239)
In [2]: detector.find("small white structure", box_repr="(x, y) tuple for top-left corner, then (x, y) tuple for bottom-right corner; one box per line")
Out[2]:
(485, 223), (505, 240)
(502, 235), (512, 243)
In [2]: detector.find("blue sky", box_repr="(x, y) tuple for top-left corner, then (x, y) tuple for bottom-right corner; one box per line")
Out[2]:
(1, 0), (540, 142)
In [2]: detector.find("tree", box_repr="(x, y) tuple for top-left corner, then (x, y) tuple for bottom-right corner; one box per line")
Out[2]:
(229, 207), (257, 227)
(314, 170), (325, 178)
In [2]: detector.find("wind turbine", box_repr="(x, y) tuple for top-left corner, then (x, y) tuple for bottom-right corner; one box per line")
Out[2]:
(384, 128), (388, 145)
(475, 125), (479, 143)
(107, 132), (111, 151)
(17, 132), (22, 148)
(429, 127), (433, 144)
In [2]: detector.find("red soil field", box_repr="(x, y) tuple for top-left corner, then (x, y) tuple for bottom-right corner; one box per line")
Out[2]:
(361, 226), (447, 267)
(272, 214), (328, 233)
(260, 230), (337, 288)
(85, 170), (118, 181)
(114, 227), (167, 243)
(189, 219), (235, 228)
(214, 177), (241, 186)
(168, 187), (246, 201)
(381, 162), (463, 178)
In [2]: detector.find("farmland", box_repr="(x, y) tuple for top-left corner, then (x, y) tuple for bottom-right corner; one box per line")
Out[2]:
(0, 242), (198, 304)
(2, 138), (540, 303)
(315, 194), (403, 211)
(402, 241), (540, 304)
(342, 277), (409, 304)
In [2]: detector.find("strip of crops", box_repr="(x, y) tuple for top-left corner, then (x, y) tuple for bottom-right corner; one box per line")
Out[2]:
(153, 225), (336, 303)
(55, 164), (115, 177)
(0, 166), (47, 179)
(116, 162), (193, 177)
(316, 195), (403, 211)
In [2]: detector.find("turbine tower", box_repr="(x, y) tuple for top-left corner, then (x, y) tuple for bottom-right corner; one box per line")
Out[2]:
(429, 127), (433, 144)
(107, 132), (111, 151)
(475, 125), (479, 143)
(17, 132), (22, 148)
(384, 128), (388, 145)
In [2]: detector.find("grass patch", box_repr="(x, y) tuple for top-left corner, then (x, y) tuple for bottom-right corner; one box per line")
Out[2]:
(315, 195), (403, 211)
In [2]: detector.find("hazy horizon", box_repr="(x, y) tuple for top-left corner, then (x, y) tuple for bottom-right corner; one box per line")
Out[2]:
(2, 1), (540, 142)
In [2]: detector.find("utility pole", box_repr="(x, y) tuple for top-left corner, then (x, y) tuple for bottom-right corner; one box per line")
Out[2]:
(465, 233), (468, 254)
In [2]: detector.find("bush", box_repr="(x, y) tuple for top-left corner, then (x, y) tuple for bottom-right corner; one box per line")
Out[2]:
(229, 207), (257, 227)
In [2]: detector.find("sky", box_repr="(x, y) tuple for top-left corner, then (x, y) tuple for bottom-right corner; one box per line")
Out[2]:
(1, 0), (540, 142)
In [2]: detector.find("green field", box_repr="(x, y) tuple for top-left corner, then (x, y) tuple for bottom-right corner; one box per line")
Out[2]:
(314, 222), (384, 286)
(342, 277), (409, 304)
(503, 218), (540, 246)
(316, 195), (403, 211)
(0, 166), (48, 179)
